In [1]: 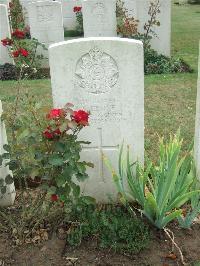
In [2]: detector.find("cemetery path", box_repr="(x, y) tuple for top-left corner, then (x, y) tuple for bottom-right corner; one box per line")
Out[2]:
(0, 223), (200, 265)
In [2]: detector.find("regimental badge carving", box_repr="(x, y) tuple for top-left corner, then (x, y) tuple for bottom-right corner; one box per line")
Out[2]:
(37, 6), (53, 22)
(75, 47), (119, 94)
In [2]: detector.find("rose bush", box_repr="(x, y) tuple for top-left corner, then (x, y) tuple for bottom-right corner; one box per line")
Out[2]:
(1, 99), (94, 206)
(73, 6), (83, 35)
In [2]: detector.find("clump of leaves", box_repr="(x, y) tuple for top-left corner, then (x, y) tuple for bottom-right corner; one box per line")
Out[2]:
(105, 132), (200, 229)
(1, 95), (93, 206)
(144, 47), (193, 74)
(67, 205), (150, 254)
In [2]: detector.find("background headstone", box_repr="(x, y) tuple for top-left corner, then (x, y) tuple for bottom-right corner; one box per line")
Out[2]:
(194, 42), (200, 179)
(0, 0), (9, 8)
(0, 101), (16, 207)
(49, 37), (144, 202)
(27, 0), (64, 66)
(124, 0), (171, 56)
(62, 0), (81, 30)
(0, 4), (13, 65)
(82, 0), (117, 37)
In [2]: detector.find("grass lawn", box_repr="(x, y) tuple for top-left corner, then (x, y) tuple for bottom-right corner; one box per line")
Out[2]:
(0, 4), (200, 160)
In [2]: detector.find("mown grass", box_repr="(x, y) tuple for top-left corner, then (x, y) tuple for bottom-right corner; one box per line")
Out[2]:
(0, 4), (200, 160)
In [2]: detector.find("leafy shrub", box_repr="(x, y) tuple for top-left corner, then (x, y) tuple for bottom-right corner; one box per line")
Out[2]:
(0, 64), (50, 81)
(188, 0), (200, 4)
(105, 133), (200, 229)
(9, 0), (25, 30)
(178, 168), (200, 228)
(64, 30), (83, 38)
(144, 48), (193, 74)
(0, 63), (18, 81)
(1, 96), (93, 206)
(67, 206), (150, 254)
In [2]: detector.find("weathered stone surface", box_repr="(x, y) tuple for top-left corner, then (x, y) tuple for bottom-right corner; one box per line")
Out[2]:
(0, 4), (13, 65)
(49, 37), (144, 202)
(27, 0), (64, 66)
(82, 0), (117, 37)
(0, 101), (16, 207)
(124, 0), (171, 56)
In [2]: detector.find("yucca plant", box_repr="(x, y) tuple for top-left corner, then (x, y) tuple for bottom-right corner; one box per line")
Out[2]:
(104, 133), (200, 229)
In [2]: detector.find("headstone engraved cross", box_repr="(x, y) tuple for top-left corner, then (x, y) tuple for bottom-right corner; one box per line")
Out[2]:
(49, 37), (144, 202)
(82, 127), (119, 181)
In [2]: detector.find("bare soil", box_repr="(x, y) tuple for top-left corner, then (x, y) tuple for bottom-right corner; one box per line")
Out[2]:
(0, 223), (200, 266)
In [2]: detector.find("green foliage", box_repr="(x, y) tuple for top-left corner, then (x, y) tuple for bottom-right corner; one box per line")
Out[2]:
(188, 0), (200, 4)
(67, 206), (150, 254)
(9, 0), (25, 30)
(144, 47), (193, 74)
(64, 30), (83, 38)
(2, 96), (93, 205)
(104, 133), (200, 229)
(117, 0), (192, 75)
(178, 166), (200, 228)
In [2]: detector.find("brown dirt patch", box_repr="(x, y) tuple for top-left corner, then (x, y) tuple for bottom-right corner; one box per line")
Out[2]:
(0, 224), (200, 266)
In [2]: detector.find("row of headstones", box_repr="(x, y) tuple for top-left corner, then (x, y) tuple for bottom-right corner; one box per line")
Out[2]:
(0, 37), (200, 206)
(0, 0), (171, 67)
(26, 0), (172, 56)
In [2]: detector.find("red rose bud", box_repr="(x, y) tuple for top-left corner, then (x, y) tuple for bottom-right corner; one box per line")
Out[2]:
(1, 38), (13, 46)
(43, 129), (54, 139)
(53, 128), (62, 136)
(73, 110), (89, 126)
(47, 108), (63, 119)
(19, 48), (29, 57)
(12, 29), (25, 39)
(12, 50), (20, 58)
(51, 194), (59, 202)
(73, 6), (82, 12)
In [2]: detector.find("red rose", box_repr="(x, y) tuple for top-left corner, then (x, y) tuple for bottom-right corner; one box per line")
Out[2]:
(51, 194), (59, 202)
(73, 110), (89, 126)
(47, 109), (63, 119)
(43, 129), (54, 139)
(12, 50), (20, 58)
(12, 29), (25, 39)
(53, 128), (62, 136)
(73, 6), (82, 12)
(1, 38), (13, 46)
(19, 48), (29, 57)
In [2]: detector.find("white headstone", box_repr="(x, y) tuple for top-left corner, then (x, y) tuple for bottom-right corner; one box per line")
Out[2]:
(0, 101), (16, 207)
(27, 0), (64, 65)
(0, 0), (9, 8)
(123, 0), (171, 56)
(194, 43), (200, 179)
(49, 37), (144, 202)
(82, 0), (117, 37)
(62, 0), (82, 30)
(0, 4), (13, 65)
